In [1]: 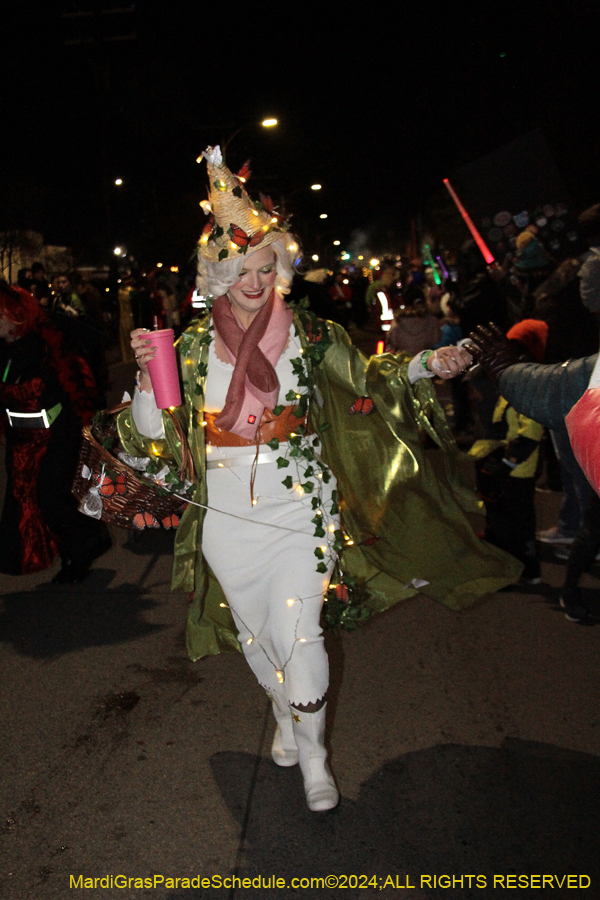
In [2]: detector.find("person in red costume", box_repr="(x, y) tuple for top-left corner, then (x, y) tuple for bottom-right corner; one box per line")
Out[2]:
(0, 283), (110, 581)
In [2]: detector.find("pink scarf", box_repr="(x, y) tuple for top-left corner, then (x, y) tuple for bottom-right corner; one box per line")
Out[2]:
(212, 290), (293, 440)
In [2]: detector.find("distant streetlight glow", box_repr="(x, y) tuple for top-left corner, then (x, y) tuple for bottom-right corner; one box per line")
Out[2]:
(113, 246), (122, 256)
(319, 213), (328, 219)
(370, 258), (380, 267)
(333, 240), (340, 246)
(156, 262), (163, 268)
(311, 254), (319, 261)
(114, 178), (123, 186)
(311, 184), (322, 191)
(262, 117), (278, 127)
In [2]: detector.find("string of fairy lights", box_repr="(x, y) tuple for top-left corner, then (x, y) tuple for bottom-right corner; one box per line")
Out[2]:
(217, 594), (324, 686)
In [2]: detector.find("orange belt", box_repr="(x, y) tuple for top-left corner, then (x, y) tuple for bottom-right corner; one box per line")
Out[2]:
(205, 405), (309, 447)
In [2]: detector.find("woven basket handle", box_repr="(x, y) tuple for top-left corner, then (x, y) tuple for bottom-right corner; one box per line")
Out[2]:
(107, 400), (195, 485)
(106, 400), (133, 417)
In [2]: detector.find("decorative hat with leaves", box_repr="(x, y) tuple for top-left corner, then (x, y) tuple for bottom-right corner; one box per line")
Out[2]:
(197, 146), (289, 262)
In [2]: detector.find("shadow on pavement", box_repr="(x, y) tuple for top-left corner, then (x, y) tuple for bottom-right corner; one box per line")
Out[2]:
(0, 568), (166, 659)
(166, 738), (599, 899)
(122, 528), (176, 556)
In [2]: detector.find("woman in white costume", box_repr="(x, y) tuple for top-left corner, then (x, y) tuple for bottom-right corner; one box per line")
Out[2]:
(129, 147), (474, 812)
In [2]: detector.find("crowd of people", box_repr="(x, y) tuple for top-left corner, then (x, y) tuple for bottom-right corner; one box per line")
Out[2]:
(3, 202), (600, 603)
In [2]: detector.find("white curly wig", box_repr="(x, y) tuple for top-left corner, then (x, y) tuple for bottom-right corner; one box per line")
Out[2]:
(196, 233), (301, 299)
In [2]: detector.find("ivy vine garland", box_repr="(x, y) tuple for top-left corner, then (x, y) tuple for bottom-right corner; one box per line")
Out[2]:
(178, 297), (370, 631)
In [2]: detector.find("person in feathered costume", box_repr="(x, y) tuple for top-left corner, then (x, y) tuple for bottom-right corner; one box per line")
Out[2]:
(0, 283), (109, 580)
(120, 147), (521, 813)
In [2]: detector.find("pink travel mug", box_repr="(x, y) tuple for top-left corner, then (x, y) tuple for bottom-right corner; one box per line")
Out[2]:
(147, 328), (182, 409)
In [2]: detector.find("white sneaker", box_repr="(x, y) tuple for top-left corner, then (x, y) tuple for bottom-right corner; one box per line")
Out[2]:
(536, 526), (576, 545)
(554, 545), (600, 562)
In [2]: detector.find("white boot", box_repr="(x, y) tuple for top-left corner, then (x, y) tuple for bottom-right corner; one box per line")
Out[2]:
(291, 702), (339, 812)
(270, 694), (299, 767)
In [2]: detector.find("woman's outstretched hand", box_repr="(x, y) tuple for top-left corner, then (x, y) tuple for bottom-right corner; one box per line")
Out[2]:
(426, 345), (473, 379)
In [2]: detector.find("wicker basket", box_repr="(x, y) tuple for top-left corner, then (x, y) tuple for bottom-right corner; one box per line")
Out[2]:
(72, 402), (195, 530)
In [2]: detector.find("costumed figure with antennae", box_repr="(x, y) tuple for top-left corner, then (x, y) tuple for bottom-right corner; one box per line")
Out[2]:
(117, 147), (521, 813)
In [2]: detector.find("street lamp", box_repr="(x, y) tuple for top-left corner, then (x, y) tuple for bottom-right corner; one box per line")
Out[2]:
(114, 178), (123, 186)
(113, 246), (123, 256)
(319, 213), (328, 219)
(212, 117), (279, 159)
(311, 254), (319, 262)
(333, 240), (340, 246)
(311, 184), (322, 191)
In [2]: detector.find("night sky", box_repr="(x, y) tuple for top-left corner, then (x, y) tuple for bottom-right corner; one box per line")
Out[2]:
(2, 1), (599, 268)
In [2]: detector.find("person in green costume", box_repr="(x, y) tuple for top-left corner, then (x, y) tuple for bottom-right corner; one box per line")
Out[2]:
(120, 146), (521, 813)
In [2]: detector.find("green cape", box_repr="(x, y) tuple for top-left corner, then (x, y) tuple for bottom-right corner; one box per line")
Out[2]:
(117, 311), (522, 661)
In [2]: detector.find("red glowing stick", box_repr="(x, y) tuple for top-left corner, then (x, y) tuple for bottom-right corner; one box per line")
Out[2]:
(376, 340), (385, 355)
(443, 178), (495, 265)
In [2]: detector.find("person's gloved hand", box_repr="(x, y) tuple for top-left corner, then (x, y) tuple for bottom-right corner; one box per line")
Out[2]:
(467, 323), (528, 385)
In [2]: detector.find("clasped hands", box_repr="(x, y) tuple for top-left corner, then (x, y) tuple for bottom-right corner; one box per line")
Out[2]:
(425, 345), (473, 379)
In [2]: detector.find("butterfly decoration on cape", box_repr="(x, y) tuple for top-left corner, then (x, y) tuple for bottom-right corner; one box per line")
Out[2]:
(305, 320), (323, 343)
(335, 583), (350, 602)
(229, 224), (265, 250)
(93, 472), (127, 497)
(349, 396), (375, 415)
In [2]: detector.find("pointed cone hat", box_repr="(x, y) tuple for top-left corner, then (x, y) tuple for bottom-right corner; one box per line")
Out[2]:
(198, 146), (289, 262)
